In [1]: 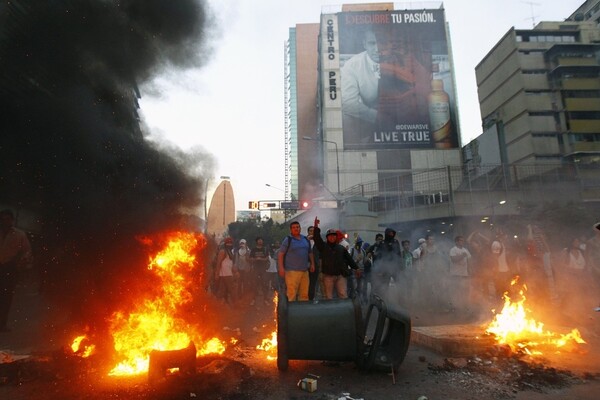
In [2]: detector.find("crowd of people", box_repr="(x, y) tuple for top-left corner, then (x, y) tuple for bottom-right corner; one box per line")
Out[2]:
(3, 205), (600, 332)
(209, 217), (600, 328)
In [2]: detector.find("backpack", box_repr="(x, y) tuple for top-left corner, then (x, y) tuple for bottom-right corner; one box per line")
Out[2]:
(282, 235), (311, 268)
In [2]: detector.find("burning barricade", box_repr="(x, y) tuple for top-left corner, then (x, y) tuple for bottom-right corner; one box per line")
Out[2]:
(65, 231), (232, 382)
(485, 276), (586, 357)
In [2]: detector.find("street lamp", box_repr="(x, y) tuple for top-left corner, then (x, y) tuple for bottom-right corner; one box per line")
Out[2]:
(266, 183), (291, 220)
(303, 136), (340, 194)
(265, 183), (284, 192)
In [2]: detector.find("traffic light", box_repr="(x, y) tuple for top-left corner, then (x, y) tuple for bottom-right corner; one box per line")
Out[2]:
(248, 201), (259, 210)
(300, 200), (312, 210)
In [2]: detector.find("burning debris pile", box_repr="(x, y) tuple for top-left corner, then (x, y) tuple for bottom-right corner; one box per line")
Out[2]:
(65, 232), (244, 377)
(1, 231), (275, 398)
(485, 276), (586, 356)
(412, 274), (597, 398)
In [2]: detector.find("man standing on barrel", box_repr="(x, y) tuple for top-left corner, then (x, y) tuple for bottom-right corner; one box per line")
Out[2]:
(312, 217), (360, 300)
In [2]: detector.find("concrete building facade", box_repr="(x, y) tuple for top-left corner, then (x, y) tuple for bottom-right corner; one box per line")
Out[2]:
(284, 23), (321, 202)
(475, 18), (600, 167)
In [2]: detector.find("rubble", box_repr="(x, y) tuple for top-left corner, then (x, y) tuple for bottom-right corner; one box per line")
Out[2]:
(427, 351), (597, 399)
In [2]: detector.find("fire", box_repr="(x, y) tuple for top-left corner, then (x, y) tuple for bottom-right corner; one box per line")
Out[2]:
(70, 231), (227, 376)
(256, 331), (278, 361)
(70, 335), (95, 358)
(198, 337), (226, 356)
(486, 277), (586, 355)
(256, 295), (278, 360)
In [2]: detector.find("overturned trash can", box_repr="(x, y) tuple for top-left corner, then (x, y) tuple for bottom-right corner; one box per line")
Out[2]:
(276, 293), (411, 372)
(357, 295), (412, 372)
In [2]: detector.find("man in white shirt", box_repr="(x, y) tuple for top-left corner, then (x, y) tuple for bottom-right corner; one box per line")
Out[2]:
(341, 29), (380, 125)
(449, 235), (472, 314)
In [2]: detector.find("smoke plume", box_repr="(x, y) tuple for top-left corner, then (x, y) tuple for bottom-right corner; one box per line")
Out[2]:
(0, 1), (215, 320)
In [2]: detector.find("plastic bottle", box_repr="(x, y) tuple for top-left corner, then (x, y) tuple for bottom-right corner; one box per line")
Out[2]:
(428, 79), (452, 148)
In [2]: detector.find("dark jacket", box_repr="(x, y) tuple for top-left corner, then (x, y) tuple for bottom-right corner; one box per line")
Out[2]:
(313, 227), (359, 276)
(373, 228), (403, 270)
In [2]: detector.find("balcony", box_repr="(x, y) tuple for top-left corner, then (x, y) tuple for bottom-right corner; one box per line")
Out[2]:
(564, 98), (600, 111)
(570, 120), (600, 133)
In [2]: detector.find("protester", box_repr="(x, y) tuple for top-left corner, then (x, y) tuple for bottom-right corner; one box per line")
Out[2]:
(0, 209), (32, 332)
(278, 221), (314, 301)
(307, 226), (321, 301)
(266, 242), (280, 294)
(527, 224), (558, 304)
(585, 222), (600, 290)
(371, 228), (402, 298)
(448, 235), (472, 314)
(400, 239), (415, 306)
(234, 239), (251, 299)
(490, 228), (514, 305)
(250, 237), (270, 306)
(421, 234), (448, 310)
(312, 217), (359, 299)
(214, 237), (237, 306)
(350, 238), (367, 303)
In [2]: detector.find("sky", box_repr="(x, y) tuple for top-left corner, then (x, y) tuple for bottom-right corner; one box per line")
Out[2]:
(138, 0), (581, 214)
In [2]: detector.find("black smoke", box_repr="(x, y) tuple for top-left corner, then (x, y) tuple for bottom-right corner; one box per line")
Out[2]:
(0, 1), (215, 322)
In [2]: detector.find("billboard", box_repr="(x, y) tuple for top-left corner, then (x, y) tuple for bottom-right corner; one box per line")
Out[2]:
(322, 9), (459, 150)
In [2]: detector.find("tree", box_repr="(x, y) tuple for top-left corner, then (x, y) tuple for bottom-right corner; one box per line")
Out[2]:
(227, 218), (289, 247)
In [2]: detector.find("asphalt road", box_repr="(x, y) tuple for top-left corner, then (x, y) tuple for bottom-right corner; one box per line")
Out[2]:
(2, 280), (600, 399)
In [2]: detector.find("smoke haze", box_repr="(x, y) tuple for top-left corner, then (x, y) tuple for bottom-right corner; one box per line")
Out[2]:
(0, 0), (215, 320)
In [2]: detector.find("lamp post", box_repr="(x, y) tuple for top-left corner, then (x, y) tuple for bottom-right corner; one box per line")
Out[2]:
(303, 136), (340, 194)
(266, 183), (287, 220)
(265, 183), (284, 192)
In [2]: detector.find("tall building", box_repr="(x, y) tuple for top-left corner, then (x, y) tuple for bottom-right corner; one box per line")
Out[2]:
(284, 23), (321, 202)
(475, 16), (600, 166)
(285, 3), (461, 205)
(570, 0), (600, 24)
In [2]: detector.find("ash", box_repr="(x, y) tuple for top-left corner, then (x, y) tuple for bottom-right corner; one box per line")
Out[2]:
(428, 350), (597, 399)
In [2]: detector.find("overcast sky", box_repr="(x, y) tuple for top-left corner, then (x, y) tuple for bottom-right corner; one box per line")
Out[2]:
(138, 0), (580, 213)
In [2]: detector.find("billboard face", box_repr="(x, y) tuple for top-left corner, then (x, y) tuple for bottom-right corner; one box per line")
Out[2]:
(326, 9), (459, 150)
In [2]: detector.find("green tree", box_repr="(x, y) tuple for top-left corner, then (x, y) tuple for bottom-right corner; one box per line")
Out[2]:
(227, 218), (289, 247)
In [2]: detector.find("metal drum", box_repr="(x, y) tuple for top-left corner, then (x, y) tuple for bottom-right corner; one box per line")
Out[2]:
(277, 292), (411, 372)
(358, 295), (412, 372)
(277, 296), (362, 371)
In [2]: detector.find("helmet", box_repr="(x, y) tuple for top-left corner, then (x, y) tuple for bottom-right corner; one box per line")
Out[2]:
(326, 228), (337, 236)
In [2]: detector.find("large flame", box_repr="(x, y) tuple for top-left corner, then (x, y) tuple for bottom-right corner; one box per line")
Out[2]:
(486, 277), (586, 355)
(72, 231), (228, 375)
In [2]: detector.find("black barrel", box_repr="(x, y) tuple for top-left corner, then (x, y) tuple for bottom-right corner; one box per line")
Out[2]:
(276, 291), (411, 372)
(277, 295), (362, 370)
